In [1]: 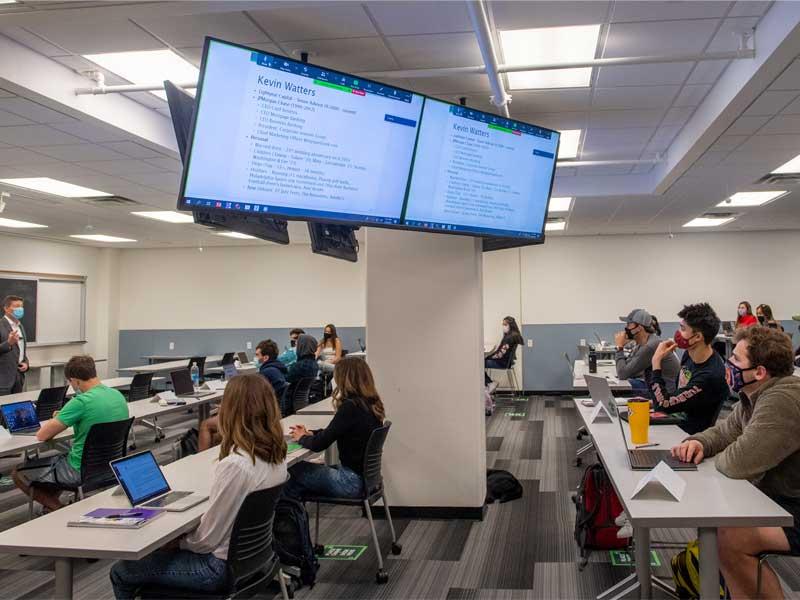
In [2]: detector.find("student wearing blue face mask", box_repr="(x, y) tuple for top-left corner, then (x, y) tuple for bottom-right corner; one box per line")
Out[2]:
(0, 295), (29, 395)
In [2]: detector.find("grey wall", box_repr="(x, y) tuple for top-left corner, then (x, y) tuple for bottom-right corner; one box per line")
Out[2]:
(118, 326), (366, 368)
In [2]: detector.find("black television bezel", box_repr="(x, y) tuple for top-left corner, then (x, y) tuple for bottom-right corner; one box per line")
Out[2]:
(178, 36), (560, 242)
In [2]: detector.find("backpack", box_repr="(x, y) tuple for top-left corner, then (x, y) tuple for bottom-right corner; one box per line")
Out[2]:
(178, 428), (199, 458)
(273, 496), (319, 588)
(573, 463), (628, 568)
(485, 469), (522, 504)
(670, 540), (728, 599)
(308, 378), (325, 405)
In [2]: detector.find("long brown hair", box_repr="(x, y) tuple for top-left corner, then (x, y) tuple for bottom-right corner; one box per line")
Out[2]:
(218, 374), (286, 465)
(332, 358), (385, 422)
(319, 323), (339, 349)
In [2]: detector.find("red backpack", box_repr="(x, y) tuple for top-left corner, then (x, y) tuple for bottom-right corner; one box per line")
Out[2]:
(573, 463), (629, 568)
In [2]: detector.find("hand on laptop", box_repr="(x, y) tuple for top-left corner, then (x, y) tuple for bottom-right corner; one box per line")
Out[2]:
(671, 440), (705, 464)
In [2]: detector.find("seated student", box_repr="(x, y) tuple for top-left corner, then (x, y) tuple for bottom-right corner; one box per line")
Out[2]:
(285, 357), (383, 499)
(736, 300), (758, 330)
(756, 304), (785, 332)
(11, 355), (129, 511)
(485, 316), (524, 393)
(316, 323), (343, 374)
(110, 374), (288, 599)
(286, 334), (319, 393)
(615, 309), (680, 394)
(649, 303), (728, 434)
(278, 328), (306, 367)
(671, 327), (800, 600)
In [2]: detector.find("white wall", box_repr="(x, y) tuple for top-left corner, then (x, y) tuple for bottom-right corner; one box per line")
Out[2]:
(482, 247), (523, 386)
(118, 244), (366, 330)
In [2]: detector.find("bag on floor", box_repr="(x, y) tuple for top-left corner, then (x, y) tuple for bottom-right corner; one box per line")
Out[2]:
(485, 469), (523, 504)
(177, 427), (198, 458)
(273, 496), (319, 588)
(484, 387), (495, 416)
(670, 539), (728, 599)
(573, 463), (628, 568)
(307, 378), (325, 405)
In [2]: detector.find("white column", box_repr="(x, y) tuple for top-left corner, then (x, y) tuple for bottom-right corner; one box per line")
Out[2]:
(366, 228), (486, 512)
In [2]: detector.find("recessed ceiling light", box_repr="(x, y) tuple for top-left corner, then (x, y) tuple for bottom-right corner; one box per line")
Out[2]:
(131, 211), (194, 223)
(0, 177), (110, 198)
(0, 1), (18, 4)
(82, 49), (199, 100)
(683, 216), (735, 228)
(717, 191), (788, 208)
(545, 219), (566, 232)
(548, 197), (573, 213)
(558, 130), (581, 159)
(771, 154), (800, 174)
(217, 231), (257, 240)
(500, 25), (601, 90)
(0, 217), (47, 229)
(70, 234), (137, 243)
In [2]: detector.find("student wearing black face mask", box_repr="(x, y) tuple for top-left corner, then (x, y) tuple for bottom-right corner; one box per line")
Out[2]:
(614, 309), (679, 393)
(485, 316), (524, 393)
(278, 328), (306, 367)
(756, 304), (784, 332)
(316, 324), (342, 374)
(649, 302), (728, 434)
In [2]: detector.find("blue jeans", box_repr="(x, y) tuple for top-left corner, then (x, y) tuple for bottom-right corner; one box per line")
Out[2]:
(628, 378), (649, 394)
(110, 549), (228, 599)
(284, 462), (364, 500)
(485, 358), (505, 385)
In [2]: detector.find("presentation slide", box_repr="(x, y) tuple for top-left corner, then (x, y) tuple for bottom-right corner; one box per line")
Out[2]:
(403, 100), (560, 238)
(183, 40), (424, 224)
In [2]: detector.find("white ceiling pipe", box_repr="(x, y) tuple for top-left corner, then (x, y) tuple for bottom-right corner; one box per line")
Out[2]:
(76, 81), (197, 95)
(556, 158), (663, 168)
(465, 0), (511, 117)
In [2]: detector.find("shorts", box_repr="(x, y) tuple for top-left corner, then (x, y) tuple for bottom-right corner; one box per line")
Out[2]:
(772, 495), (800, 554)
(17, 455), (81, 488)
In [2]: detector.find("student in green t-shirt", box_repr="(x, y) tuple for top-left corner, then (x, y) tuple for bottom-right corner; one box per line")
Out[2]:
(12, 355), (129, 512)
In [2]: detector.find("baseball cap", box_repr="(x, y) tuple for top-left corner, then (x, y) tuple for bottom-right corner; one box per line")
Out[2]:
(619, 309), (653, 328)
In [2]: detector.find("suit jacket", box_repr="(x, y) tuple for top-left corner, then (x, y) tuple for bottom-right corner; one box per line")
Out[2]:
(0, 317), (28, 389)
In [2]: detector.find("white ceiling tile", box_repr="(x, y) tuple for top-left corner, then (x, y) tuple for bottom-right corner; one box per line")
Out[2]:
(25, 160), (109, 179)
(0, 109), (33, 127)
(589, 109), (665, 128)
(491, 1), (610, 29)
(34, 143), (132, 162)
(724, 115), (770, 135)
(75, 159), (167, 175)
(281, 37), (397, 72)
(398, 75), (490, 96)
(133, 12), (270, 48)
(610, 1), (730, 22)
(0, 89), (14, 99)
(28, 20), (166, 54)
(709, 134), (747, 151)
(248, 4), (378, 42)
(510, 89), (592, 112)
(49, 55), (105, 74)
(780, 95), (800, 114)
(631, 163), (656, 174)
(50, 121), (128, 143)
(728, 1), (772, 18)
(366, 1), (472, 35)
(576, 164), (634, 175)
(769, 59), (800, 91)
(686, 59), (730, 84)
(0, 147), (60, 166)
(707, 17), (759, 52)
(0, 25), (70, 57)
(517, 112), (589, 130)
(143, 157), (183, 173)
(101, 141), (168, 159)
(604, 19), (718, 57)
(593, 85), (679, 109)
(673, 84), (712, 107)
(742, 90), (798, 116)
(662, 106), (696, 126)
(0, 125), (84, 146)
(596, 62), (694, 87)
(0, 98), (77, 124)
(386, 33), (481, 69)
(178, 43), (282, 67)
(647, 124), (682, 151)
(759, 114), (800, 134)
(737, 133), (800, 152)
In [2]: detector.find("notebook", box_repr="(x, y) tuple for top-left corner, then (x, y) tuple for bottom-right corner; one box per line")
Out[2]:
(68, 508), (164, 529)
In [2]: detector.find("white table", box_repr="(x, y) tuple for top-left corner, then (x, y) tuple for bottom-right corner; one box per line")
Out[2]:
(117, 356), (224, 376)
(573, 359), (632, 390)
(297, 396), (335, 415)
(0, 377), (167, 407)
(574, 398), (791, 600)
(141, 355), (193, 364)
(0, 409), (333, 600)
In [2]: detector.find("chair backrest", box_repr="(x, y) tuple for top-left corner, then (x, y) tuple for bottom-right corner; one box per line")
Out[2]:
(128, 373), (154, 402)
(227, 482), (285, 591)
(79, 418), (134, 493)
(504, 344), (519, 369)
(188, 356), (207, 379)
(35, 386), (68, 422)
(291, 377), (316, 414)
(221, 352), (235, 366)
(361, 421), (392, 497)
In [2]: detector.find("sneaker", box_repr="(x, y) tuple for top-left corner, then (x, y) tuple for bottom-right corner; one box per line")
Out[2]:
(614, 511), (629, 527)
(0, 475), (13, 488)
(617, 521), (633, 539)
(487, 381), (499, 394)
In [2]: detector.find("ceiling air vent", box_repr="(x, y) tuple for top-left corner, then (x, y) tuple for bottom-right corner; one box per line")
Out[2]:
(78, 195), (140, 206)
(755, 172), (800, 186)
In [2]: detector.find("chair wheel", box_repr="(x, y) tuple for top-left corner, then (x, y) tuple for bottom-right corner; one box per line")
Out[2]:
(128, 444), (137, 451)
(391, 543), (402, 555)
(376, 570), (389, 584)
(314, 544), (325, 556)
(575, 458), (583, 467)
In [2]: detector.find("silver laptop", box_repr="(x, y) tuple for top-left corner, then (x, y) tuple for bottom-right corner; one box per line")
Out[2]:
(111, 451), (208, 512)
(0, 401), (40, 435)
(170, 368), (212, 398)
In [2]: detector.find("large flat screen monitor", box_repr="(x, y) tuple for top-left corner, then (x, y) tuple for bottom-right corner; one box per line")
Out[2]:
(179, 38), (560, 240)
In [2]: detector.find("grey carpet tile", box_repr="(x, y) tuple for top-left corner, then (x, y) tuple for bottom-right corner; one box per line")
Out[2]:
(520, 421), (543, 460)
(390, 519), (473, 562)
(486, 437), (503, 452)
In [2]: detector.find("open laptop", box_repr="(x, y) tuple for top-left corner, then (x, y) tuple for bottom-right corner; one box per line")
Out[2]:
(110, 451), (208, 511)
(722, 321), (734, 335)
(584, 375), (628, 408)
(0, 401), (40, 435)
(170, 368), (213, 398)
(614, 408), (696, 471)
(237, 351), (249, 364)
(222, 363), (238, 380)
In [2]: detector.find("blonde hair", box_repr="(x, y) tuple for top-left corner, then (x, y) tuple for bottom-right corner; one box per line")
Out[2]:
(332, 358), (385, 422)
(218, 374), (286, 465)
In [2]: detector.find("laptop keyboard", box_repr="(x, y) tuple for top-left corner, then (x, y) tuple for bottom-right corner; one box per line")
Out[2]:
(143, 491), (192, 507)
(629, 449), (671, 468)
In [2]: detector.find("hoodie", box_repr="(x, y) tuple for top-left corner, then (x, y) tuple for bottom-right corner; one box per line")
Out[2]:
(258, 357), (289, 399)
(288, 334), (319, 384)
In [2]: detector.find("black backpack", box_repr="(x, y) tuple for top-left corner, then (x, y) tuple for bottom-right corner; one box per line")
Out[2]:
(307, 378), (325, 405)
(178, 428), (199, 458)
(273, 496), (319, 588)
(485, 469), (523, 504)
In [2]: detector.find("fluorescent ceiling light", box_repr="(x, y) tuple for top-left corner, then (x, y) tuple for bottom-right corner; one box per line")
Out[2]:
(500, 24), (601, 90)
(0, 177), (110, 198)
(558, 130), (581, 159)
(82, 49), (199, 100)
(545, 219), (566, 232)
(0, 217), (47, 229)
(548, 197), (573, 213)
(0, 1), (18, 4)
(771, 154), (800, 174)
(70, 234), (136, 243)
(717, 191), (787, 208)
(683, 216), (735, 228)
(217, 231), (257, 240)
(131, 211), (194, 223)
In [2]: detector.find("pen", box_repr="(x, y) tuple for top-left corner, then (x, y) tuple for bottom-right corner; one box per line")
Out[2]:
(635, 443), (659, 449)
(105, 512), (144, 519)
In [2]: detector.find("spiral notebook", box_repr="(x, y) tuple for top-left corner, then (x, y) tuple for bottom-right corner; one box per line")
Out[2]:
(68, 508), (165, 529)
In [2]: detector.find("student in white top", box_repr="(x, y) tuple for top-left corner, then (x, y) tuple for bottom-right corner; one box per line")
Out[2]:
(316, 323), (343, 374)
(109, 374), (288, 599)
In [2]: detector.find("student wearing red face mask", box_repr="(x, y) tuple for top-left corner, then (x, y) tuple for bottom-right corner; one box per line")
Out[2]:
(649, 303), (728, 434)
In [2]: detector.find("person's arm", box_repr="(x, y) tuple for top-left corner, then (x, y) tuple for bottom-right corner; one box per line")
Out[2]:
(332, 339), (343, 363)
(0, 328), (17, 356)
(36, 418), (67, 442)
(315, 343), (323, 359)
(297, 403), (353, 453)
(686, 404), (744, 458)
(286, 363), (300, 384)
(650, 364), (719, 415)
(615, 344), (653, 381)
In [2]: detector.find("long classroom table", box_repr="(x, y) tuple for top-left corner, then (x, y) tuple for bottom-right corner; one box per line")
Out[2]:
(117, 356), (225, 376)
(0, 377), (166, 406)
(572, 359), (632, 390)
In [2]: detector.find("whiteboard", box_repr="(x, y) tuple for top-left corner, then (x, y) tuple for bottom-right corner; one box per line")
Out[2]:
(36, 279), (85, 343)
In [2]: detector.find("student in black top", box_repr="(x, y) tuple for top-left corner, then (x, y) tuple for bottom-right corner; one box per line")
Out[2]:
(649, 302), (728, 434)
(285, 357), (384, 499)
(485, 316), (524, 392)
(285, 334), (319, 407)
(756, 304), (785, 332)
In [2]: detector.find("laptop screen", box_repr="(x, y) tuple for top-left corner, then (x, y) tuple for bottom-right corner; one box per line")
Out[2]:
(584, 375), (618, 416)
(111, 451), (171, 506)
(237, 351), (249, 364)
(1, 401), (39, 432)
(223, 363), (237, 379)
(170, 368), (194, 395)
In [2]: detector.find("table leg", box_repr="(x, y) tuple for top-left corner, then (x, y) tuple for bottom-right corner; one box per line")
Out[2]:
(54, 557), (73, 600)
(699, 527), (719, 600)
(634, 526), (651, 599)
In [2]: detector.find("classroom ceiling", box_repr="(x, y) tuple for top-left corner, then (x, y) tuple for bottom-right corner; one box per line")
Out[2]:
(0, 0), (798, 247)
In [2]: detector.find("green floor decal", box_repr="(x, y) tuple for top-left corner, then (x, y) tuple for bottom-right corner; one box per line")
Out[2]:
(318, 545), (367, 561)
(609, 550), (661, 567)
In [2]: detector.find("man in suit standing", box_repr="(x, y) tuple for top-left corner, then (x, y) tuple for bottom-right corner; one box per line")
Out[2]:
(0, 295), (29, 395)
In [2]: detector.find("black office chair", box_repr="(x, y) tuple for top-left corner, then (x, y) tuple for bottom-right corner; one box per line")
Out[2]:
(140, 483), (290, 600)
(34, 386), (68, 423)
(29, 417), (134, 519)
(488, 345), (520, 398)
(127, 372), (160, 449)
(302, 421), (401, 584)
(287, 377), (316, 417)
